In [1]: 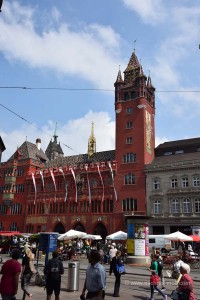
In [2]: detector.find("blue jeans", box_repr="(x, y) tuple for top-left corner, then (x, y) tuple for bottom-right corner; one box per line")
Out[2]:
(150, 284), (166, 299)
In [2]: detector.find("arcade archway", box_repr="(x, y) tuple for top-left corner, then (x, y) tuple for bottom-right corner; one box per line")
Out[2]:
(74, 223), (86, 232)
(93, 223), (108, 240)
(54, 222), (65, 234)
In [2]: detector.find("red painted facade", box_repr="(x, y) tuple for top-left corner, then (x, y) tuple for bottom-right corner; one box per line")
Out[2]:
(0, 51), (155, 239)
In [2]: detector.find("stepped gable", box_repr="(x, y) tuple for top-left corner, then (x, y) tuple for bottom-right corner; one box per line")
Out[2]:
(8, 141), (48, 162)
(44, 149), (115, 168)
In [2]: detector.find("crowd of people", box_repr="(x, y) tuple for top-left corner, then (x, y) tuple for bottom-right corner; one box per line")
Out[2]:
(0, 238), (197, 300)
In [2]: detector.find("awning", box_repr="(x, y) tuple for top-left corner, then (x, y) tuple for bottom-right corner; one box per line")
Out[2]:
(0, 231), (21, 237)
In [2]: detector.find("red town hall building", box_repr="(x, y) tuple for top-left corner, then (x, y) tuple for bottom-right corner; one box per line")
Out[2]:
(0, 51), (156, 239)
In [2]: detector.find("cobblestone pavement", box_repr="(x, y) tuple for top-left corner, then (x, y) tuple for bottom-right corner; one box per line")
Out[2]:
(0, 255), (200, 299)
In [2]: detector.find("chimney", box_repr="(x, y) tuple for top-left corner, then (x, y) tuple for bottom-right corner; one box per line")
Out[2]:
(36, 138), (41, 150)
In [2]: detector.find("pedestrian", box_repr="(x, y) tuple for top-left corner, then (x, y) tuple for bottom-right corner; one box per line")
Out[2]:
(0, 249), (21, 300)
(110, 250), (124, 297)
(156, 252), (165, 290)
(148, 254), (167, 300)
(80, 249), (106, 299)
(21, 247), (34, 299)
(177, 262), (195, 300)
(109, 245), (117, 274)
(44, 250), (64, 300)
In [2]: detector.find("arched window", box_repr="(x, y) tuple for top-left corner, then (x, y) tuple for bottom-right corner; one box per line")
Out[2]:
(183, 198), (191, 213)
(154, 200), (161, 214)
(172, 199), (180, 213)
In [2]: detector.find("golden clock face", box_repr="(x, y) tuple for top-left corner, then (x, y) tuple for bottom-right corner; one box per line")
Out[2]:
(146, 111), (152, 154)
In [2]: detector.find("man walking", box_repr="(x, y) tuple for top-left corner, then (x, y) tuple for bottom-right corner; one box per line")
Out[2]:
(80, 249), (106, 299)
(0, 249), (21, 300)
(44, 250), (64, 300)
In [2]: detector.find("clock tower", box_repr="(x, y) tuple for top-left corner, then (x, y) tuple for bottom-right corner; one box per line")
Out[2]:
(114, 51), (155, 228)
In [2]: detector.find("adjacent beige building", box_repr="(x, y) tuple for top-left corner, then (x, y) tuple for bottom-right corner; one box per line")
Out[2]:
(146, 137), (200, 235)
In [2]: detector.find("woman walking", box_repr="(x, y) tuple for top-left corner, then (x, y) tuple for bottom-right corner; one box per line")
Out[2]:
(21, 248), (34, 299)
(110, 250), (124, 297)
(177, 262), (195, 300)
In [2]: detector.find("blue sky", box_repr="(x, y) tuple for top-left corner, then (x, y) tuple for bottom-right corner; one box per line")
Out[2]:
(0, 0), (200, 161)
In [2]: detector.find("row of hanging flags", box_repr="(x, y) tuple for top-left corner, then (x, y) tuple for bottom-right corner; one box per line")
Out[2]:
(31, 163), (117, 204)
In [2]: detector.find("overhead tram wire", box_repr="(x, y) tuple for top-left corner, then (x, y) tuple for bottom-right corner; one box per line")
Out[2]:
(0, 86), (114, 92)
(0, 103), (80, 155)
(0, 86), (200, 93)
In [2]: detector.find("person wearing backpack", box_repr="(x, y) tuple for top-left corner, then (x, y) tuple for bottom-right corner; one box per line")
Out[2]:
(157, 252), (165, 290)
(44, 250), (64, 300)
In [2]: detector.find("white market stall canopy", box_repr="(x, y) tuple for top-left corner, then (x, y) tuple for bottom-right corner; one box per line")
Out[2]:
(58, 229), (87, 241)
(83, 234), (102, 240)
(165, 231), (193, 242)
(106, 230), (127, 240)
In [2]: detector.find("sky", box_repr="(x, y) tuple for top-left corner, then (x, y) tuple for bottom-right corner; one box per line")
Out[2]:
(0, 0), (200, 161)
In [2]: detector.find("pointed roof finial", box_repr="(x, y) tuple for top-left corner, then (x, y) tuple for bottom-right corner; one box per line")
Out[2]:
(134, 40), (137, 53)
(53, 122), (58, 143)
(115, 65), (123, 83)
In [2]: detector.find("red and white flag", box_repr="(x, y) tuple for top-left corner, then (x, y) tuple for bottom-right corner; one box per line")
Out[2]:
(85, 165), (92, 204)
(39, 171), (45, 192)
(59, 167), (68, 202)
(97, 164), (104, 202)
(108, 162), (118, 201)
(50, 170), (57, 191)
(31, 173), (37, 204)
(70, 167), (77, 203)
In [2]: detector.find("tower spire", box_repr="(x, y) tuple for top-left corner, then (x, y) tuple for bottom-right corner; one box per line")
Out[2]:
(88, 122), (96, 158)
(53, 122), (58, 143)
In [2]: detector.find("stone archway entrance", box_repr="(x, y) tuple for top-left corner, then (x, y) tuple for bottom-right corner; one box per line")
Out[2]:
(93, 223), (108, 240)
(74, 223), (86, 232)
(54, 222), (65, 234)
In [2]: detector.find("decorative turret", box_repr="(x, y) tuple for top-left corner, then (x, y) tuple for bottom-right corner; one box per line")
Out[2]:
(45, 123), (64, 160)
(88, 122), (96, 158)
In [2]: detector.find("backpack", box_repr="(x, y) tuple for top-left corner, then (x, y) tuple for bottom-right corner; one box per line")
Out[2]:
(157, 259), (163, 275)
(45, 259), (61, 281)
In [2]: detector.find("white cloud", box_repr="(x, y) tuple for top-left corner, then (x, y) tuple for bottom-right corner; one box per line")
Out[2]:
(1, 111), (115, 161)
(155, 136), (168, 147)
(122, 0), (166, 25)
(0, 1), (124, 89)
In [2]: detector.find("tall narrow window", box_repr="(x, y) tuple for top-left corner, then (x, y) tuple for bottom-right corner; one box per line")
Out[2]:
(182, 177), (189, 188)
(126, 137), (133, 144)
(171, 178), (178, 188)
(124, 173), (135, 185)
(126, 121), (133, 129)
(193, 176), (200, 187)
(172, 199), (180, 213)
(194, 198), (200, 213)
(123, 153), (136, 163)
(183, 198), (191, 213)
(153, 179), (160, 190)
(154, 200), (161, 214)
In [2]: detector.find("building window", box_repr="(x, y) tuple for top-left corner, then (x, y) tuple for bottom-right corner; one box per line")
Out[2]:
(10, 222), (18, 231)
(0, 222), (3, 230)
(182, 177), (189, 188)
(124, 173), (135, 185)
(122, 198), (137, 211)
(171, 178), (178, 188)
(126, 107), (133, 114)
(195, 199), (200, 213)
(17, 168), (24, 176)
(123, 153), (136, 163)
(126, 137), (133, 144)
(154, 200), (161, 214)
(11, 203), (22, 215)
(172, 199), (180, 213)
(193, 176), (200, 187)
(183, 198), (191, 213)
(126, 121), (133, 129)
(153, 179), (160, 190)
